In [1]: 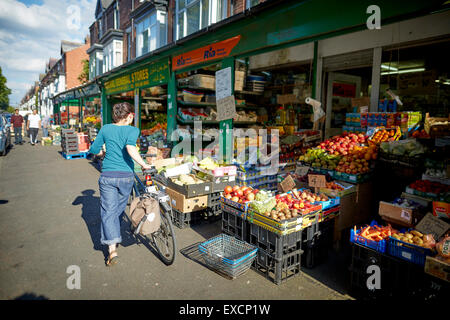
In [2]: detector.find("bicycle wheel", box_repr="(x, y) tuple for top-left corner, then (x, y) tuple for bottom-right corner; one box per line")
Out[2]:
(152, 202), (176, 265)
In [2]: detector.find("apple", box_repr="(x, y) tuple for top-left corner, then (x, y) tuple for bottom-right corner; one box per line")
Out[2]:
(225, 194), (232, 200)
(246, 193), (255, 201)
(244, 189), (253, 196)
(252, 189), (259, 194)
(232, 185), (240, 192)
(236, 190), (244, 197)
(224, 186), (233, 194)
(241, 186), (249, 192)
(231, 196), (240, 202)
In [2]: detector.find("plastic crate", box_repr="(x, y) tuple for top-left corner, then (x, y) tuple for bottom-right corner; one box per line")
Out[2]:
(350, 243), (428, 300)
(220, 201), (247, 219)
(301, 218), (335, 269)
(387, 236), (433, 266)
(221, 207), (249, 241)
(198, 234), (258, 279)
(170, 208), (202, 229)
(350, 221), (387, 253)
(248, 222), (303, 260)
(220, 196), (250, 213)
(251, 248), (303, 285)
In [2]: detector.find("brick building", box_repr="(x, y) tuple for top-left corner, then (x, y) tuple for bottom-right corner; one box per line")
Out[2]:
(88, 0), (267, 80)
(39, 39), (91, 116)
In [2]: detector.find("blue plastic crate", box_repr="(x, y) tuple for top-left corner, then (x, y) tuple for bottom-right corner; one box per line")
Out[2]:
(387, 235), (433, 266)
(350, 221), (387, 253)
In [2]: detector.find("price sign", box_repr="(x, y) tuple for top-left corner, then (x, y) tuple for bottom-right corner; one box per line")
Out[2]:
(308, 174), (327, 188)
(280, 175), (296, 193)
(216, 95), (236, 121)
(400, 209), (412, 222)
(416, 212), (450, 241)
(215, 67), (232, 101)
(295, 166), (310, 177)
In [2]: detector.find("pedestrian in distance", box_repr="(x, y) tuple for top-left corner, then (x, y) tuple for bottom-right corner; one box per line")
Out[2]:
(27, 109), (41, 145)
(42, 114), (51, 138)
(89, 102), (152, 266)
(10, 109), (24, 145)
(23, 113), (29, 137)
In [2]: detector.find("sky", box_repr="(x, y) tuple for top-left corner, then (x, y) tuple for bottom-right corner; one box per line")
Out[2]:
(0, 0), (97, 106)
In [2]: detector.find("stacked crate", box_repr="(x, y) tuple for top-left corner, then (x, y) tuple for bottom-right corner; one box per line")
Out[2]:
(61, 131), (79, 155)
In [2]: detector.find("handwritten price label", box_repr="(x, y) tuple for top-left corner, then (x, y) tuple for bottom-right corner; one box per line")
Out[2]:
(308, 174), (326, 188)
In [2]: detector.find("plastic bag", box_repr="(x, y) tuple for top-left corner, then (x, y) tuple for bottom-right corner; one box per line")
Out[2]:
(436, 236), (450, 259)
(422, 234), (436, 249)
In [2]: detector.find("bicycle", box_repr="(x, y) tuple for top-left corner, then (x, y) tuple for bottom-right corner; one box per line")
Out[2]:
(128, 168), (177, 265)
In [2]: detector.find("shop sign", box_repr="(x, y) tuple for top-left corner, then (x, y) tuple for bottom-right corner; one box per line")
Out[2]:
(104, 59), (169, 95)
(172, 36), (241, 71)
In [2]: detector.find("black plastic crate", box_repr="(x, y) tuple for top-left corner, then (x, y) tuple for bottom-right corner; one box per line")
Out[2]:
(170, 209), (202, 229)
(350, 243), (427, 300)
(248, 223), (303, 260)
(251, 248), (303, 285)
(221, 209), (248, 241)
(207, 191), (221, 206)
(302, 218), (335, 269)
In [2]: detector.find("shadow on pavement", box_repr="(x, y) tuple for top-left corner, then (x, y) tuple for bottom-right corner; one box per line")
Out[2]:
(14, 293), (49, 300)
(0, 200), (8, 204)
(73, 189), (108, 259)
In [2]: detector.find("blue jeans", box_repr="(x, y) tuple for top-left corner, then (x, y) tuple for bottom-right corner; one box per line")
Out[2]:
(14, 127), (22, 143)
(42, 126), (49, 138)
(98, 175), (134, 246)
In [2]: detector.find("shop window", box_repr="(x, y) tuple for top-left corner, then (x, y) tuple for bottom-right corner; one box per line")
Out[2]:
(176, 0), (227, 40)
(246, 0), (262, 9)
(136, 11), (167, 58)
(379, 41), (450, 117)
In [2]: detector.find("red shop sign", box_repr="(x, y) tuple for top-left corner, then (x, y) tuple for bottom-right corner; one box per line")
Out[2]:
(172, 36), (241, 71)
(333, 82), (356, 98)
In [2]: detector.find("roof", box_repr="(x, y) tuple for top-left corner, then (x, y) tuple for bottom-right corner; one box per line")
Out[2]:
(60, 40), (84, 55)
(101, 0), (114, 9)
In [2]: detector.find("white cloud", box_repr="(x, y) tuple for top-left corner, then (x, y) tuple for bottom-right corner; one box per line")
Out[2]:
(0, 0), (96, 105)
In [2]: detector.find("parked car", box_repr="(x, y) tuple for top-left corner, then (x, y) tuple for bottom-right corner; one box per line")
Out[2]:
(0, 113), (12, 156)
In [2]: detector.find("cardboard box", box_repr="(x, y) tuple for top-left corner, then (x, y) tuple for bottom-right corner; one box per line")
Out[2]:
(433, 201), (450, 219)
(165, 187), (208, 213)
(378, 201), (424, 228)
(425, 256), (450, 283)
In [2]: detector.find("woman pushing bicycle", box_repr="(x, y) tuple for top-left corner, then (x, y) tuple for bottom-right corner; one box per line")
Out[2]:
(89, 102), (152, 266)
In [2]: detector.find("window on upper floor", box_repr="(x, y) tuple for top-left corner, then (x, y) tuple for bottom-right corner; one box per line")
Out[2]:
(114, 6), (120, 29)
(98, 18), (103, 39)
(135, 10), (167, 58)
(175, 0), (227, 40)
(246, 0), (262, 9)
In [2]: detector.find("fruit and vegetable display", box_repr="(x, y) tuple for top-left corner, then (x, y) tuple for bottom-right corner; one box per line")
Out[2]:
(324, 181), (345, 191)
(171, 174), (207, 186)
(353, 224), (398, 242)
(83, 116), (101, 125)
(299, 148), (340, 170)
(379, 139), (426, 157)
(223, 185), (260, 204)
(368, 126), (401, 145)
(410, 129), (430, 139)
(316, 132), (367, 156)
(198, 157), (219, 170)
(391, 230), (436, 249)
(335, 148), (374, 175)
(408, 180), (450, 195)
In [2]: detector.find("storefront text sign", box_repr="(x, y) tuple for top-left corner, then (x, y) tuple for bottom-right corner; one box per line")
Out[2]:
(104, 59), (169, 95)
(172, 36), (241, 71)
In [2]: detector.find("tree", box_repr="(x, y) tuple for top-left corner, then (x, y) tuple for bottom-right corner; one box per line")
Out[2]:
(7, 106), (15, 113)
(0, 67), (12, 110)
(78, 59), (89, 84)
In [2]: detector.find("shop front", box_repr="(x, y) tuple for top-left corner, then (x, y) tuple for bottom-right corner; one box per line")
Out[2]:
(93, 0), (449, 296)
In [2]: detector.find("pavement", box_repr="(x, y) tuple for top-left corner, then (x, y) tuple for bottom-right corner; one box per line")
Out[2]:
(0, 140), (353, 300)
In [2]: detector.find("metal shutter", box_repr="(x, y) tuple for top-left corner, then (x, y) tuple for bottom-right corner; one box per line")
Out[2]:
(323, 49), (373, 72)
